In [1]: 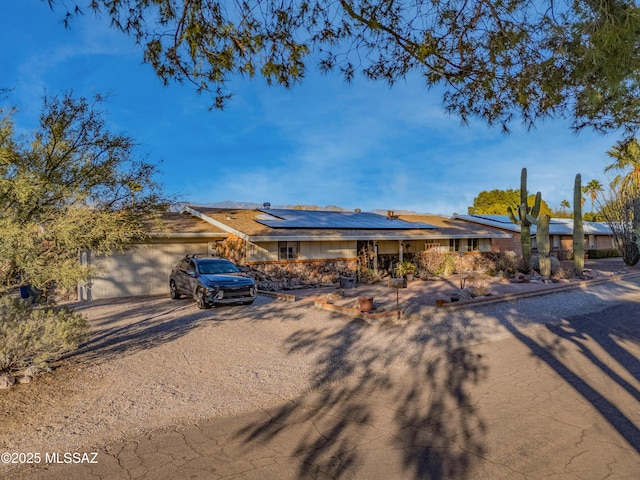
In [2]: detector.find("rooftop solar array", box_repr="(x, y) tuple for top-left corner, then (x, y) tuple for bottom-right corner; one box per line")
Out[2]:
(457, 214), (612, 235)
(255, 209), (438, 230)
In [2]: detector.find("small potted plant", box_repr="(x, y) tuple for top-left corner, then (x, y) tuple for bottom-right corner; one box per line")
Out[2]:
(395, 261), (418, 282)
(358, 296), (375, 313)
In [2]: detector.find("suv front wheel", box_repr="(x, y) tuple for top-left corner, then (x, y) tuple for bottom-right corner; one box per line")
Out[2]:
(196, 287), (210, 310)
(169, 280), (181, 300)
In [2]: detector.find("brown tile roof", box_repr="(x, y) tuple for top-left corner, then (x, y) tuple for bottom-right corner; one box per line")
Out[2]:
(186, 207), (511, 240)
(146, 211), (228, 236)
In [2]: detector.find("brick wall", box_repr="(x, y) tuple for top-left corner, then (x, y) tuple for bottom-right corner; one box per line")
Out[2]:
(491, 233), (521, 255)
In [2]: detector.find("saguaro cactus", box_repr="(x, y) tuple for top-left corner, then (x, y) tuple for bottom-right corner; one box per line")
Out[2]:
(507, 168), (542, 268)
(573, 174), (584, 276)
(537, 214), (551, 276)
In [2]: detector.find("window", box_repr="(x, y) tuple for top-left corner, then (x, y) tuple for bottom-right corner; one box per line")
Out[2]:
(467, 238), (480, 252)
(449, 239), (460, 252)
(278, 241), (299, 260)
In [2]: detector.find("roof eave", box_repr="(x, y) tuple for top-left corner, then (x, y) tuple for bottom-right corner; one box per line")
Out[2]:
(185, 206), (250, 240)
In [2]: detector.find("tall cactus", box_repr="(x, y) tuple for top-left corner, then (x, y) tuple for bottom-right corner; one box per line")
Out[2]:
(573, 174), (584, 276)
(537, 214), (551, 276)
(507, 168), (542, 268)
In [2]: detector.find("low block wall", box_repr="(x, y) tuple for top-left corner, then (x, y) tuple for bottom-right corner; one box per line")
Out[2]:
(248, 259), (357, 291)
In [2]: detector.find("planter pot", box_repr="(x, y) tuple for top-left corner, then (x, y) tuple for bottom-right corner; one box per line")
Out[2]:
(358, 296), (375, 313)
(405, 274), (414, 283)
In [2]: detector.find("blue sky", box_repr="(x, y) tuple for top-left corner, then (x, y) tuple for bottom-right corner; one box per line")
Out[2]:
(2, 1), (620, 215)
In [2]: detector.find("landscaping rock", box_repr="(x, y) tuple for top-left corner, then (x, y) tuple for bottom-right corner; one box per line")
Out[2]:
(0, 375), (16, 389)
(25, 365), (42, 378)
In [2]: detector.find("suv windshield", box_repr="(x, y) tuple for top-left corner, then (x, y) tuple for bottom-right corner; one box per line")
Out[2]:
(197, 259), (240, 275)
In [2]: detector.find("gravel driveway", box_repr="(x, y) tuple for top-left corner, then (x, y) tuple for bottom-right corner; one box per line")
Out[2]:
(2, 271), (640, 477)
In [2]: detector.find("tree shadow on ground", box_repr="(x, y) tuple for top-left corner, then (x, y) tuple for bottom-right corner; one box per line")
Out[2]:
(66, 295), (285, 364)
(493, 294), (640, 453)
(235, 309), (489, 479)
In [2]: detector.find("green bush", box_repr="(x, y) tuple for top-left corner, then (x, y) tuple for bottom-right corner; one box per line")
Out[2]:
(395, 260), (418, 277)
(0, 297), (89, 374)
(443, 253), (457, 275)
(586, 249), (620, 259)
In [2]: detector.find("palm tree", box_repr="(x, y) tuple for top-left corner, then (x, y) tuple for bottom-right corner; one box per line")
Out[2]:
(560, 199), (570, 215)
(582, 179), (604, 215)
(605, 138), (640, 193)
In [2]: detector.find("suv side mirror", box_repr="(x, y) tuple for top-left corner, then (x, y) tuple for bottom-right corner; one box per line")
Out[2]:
(186, 269), (196, 277)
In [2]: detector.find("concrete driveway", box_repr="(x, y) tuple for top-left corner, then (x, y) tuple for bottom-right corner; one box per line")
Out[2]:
(4, 274), (640, 479)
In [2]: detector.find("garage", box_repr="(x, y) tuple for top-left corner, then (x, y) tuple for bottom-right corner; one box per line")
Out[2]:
(78, 212), (228, 300)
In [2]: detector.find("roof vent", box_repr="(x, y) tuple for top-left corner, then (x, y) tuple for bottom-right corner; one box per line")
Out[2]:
(355, 208), (361, 213)
(263, 202), (271, 209)
(386, 210), (398, 220)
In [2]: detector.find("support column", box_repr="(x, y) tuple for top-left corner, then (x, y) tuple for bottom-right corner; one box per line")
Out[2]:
(373, 241), (379, 274)
(399, 241), (404, 263)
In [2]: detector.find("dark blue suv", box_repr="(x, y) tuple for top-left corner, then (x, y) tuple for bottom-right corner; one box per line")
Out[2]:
(169, 255), (256, 309)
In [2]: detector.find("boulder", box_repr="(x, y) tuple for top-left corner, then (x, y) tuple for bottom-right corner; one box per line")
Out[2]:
(531, 255), (560, 275)
(0, 375), (16, 389)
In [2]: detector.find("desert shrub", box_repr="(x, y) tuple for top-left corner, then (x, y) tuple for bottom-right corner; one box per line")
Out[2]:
(554, 265), (574, 280)
(557, 250), (573, 261)
(471, 254), (493, 273)
(478, 251), (521, 277)
(443, 253), (457, 275)
(465, 272), (490, 297)
(416, 250), (446, 277)
(0, 297), (89, 374)
(357, 268), (381, 284)
(586, 249), (619, 259)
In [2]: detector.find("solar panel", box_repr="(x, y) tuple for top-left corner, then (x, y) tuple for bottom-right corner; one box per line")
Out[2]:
(255, 209), (437, 230)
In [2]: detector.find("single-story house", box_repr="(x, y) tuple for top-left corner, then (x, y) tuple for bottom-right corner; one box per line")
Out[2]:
(454, 214), (615, 257)
(79, 207), (515, 300)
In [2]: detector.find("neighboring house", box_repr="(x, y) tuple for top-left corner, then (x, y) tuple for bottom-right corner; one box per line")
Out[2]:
(454, 214), (615, 257)
(80, 207), (513, 300)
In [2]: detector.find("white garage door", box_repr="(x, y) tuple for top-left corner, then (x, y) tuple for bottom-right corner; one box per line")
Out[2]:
(80, 242), (209, 300)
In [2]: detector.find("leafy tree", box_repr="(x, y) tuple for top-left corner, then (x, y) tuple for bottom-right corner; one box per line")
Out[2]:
(0, 296), (88, 374)
(597, 185), (640, 266)
(582, 179), (604, 216)
(47, 0), (640, 134)
(555, 199), (572, 217)
(468, 189), (552, 216)
(0, 93), (170, 296)
(600, 138), (640, 265)
(605, 138), (640, 193)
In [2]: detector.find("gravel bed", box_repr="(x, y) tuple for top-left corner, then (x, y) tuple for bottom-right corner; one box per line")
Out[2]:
(2, 274), (639, 476)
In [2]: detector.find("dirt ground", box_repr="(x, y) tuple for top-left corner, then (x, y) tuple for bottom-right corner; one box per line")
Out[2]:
(0, 258), (637, 478)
